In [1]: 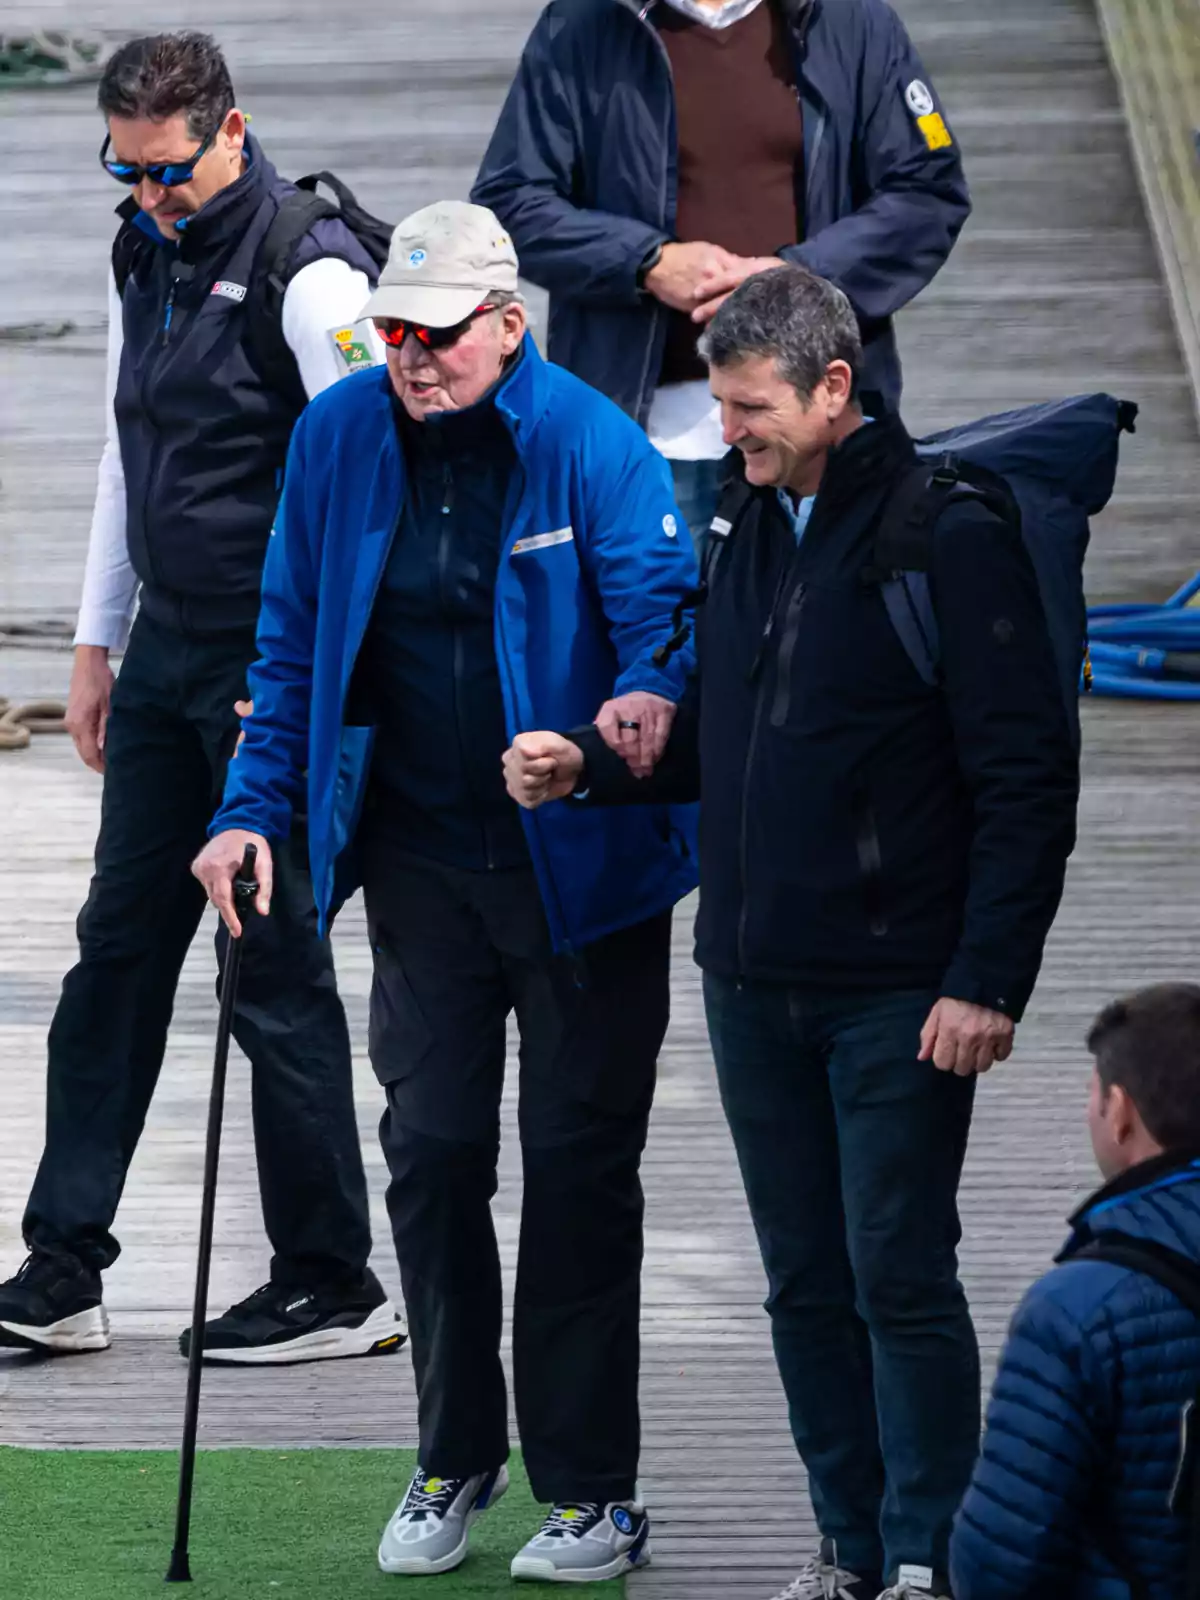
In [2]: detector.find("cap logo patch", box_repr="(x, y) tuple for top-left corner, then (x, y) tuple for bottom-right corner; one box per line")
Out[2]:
(406, 248), (427, 269)
(905, 80), (935, 118)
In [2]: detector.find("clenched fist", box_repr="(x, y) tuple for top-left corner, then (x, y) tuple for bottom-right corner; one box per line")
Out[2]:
(503, 733), (585, 810)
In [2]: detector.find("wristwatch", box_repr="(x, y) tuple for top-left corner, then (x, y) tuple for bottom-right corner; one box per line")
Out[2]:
(636, 241), (666, 291)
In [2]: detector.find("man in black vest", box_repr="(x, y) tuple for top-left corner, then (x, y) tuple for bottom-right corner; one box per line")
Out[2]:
(0, 31), (404, 1365)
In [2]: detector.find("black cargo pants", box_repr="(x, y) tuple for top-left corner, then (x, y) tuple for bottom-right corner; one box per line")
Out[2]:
(362, 831), (671, 1504)
(23, 609), (373, 1287)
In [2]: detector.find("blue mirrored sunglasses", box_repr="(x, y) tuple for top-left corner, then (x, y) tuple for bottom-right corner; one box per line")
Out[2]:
(99, 128), (217, 188)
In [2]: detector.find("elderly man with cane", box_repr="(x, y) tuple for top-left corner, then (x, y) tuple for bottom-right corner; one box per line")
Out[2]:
(194, 200), (697, 1582)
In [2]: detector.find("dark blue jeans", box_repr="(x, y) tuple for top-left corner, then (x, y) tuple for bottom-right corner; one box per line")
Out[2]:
(705, 976), (980, 1586)
(669, 457), (724, 558)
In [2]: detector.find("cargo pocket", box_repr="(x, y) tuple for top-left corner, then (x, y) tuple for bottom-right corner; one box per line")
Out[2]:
(367, 931), (436, 1086)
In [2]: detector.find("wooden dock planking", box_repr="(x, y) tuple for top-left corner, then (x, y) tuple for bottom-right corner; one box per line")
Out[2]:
(2, 2), (1200, 1595)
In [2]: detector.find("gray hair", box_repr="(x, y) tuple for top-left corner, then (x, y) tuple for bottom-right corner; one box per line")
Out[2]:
(698, 265), (862, 400)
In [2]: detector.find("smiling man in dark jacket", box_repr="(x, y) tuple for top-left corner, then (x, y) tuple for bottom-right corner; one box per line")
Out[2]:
(472, 0), (969, 545)
(952, 984), (1200, 1600)
(504, 265), (1079, 1600)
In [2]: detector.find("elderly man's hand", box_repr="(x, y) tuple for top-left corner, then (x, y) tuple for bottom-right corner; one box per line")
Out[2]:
(504, 733), (585, 810)
(594, 692), (676, 779)
(692, 255), (788, 324)
(192, 829), (273, 936)
(644, 241), (741, 314)
(919, 998), (1015, 1078)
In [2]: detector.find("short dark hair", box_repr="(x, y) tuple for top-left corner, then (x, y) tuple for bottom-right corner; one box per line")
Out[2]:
(1088, 983), (1200, 1148)
(697, 264), (863, 401)
(98, 32), (235, 141)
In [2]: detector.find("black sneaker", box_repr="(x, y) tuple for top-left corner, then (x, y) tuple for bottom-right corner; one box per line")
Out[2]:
(179, 1270), (406, 1365)
(0, 1252), (110, 1354)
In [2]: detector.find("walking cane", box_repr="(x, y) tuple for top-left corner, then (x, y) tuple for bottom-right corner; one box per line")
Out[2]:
(167, 843), (260, 1584)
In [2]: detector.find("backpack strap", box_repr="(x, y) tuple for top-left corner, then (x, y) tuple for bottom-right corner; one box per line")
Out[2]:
(244, 188), (342, 402)
(702, 474), (755, 591)
(1074, 1234), (1200, 1600)
(867, 453), (1020, 689)
(652, 472), (753, 670)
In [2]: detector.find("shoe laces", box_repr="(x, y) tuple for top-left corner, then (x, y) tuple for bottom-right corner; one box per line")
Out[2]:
(774, 1554), (862, 1600)
(12, 1253), (69, 1289)
(540, 1503), (601, 1540)
(401, 1470), (464, 1521)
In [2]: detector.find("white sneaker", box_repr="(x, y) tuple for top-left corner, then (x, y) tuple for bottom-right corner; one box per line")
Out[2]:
(377, 1464), (508, 1575)
(511, 1500), (651, 1582)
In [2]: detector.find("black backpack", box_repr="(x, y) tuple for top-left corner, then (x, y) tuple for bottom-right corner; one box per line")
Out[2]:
(1073, 1233), (1200, 1598)
(111, 171), (391, 400)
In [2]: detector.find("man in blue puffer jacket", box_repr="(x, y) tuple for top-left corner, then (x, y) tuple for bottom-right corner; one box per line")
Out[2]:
(952, 982), (1200, 1598)
(195, 200), (698, 1584)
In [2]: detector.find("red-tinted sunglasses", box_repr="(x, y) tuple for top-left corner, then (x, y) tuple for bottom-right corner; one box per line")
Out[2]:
(373, 304), (491, 351)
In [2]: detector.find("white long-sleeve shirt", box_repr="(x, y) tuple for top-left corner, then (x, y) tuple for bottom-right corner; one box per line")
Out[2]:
(75, 255), (380, 650)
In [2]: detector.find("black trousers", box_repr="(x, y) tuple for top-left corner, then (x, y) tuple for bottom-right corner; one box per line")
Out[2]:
(362, 834), (671, 1503)
(23, 610), (372, 1288)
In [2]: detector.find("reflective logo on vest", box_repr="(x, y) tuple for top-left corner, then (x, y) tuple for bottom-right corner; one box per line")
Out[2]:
(211, 280), (248, 303)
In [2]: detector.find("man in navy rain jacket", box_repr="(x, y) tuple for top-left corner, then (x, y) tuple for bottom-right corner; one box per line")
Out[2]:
(952, 983), (1200, 1600)
(195, 201), (697, 1584)
(472, 0), (969, 545)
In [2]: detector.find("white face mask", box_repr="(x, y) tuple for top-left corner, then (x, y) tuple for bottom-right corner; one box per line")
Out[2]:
(657, 0), (767, 29)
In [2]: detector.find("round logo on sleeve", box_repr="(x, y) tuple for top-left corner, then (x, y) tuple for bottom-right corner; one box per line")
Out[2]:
(905, 80), (935, 118)
(663, 514), (678, 540)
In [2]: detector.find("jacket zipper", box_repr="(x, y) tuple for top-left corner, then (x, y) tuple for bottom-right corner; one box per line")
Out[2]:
(737, 563), (793, 977)
(435, 461), (494, 870)
(634, 6), (676, 424)
(769, 583), (806, 727)
(137, 255), (184, 590)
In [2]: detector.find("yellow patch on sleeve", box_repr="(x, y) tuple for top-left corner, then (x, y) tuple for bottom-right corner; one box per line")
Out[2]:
(917, 112), (953, 152)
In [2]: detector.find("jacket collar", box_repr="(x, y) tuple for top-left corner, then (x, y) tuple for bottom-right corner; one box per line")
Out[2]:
(380, 335), (552, 459)
(616, 0), (814, 26)
(1068, 1149), (1200, 1232)
(492, 333), (554, 453)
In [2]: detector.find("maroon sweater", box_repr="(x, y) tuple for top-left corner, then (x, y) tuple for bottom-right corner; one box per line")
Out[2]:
(657, 1), (805, 383)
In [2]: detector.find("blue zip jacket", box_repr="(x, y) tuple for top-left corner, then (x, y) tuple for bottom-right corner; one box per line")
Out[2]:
(951, 1152), (1200, 1599)
(471, 0), (970, 420)
(212, 336), (700, 947)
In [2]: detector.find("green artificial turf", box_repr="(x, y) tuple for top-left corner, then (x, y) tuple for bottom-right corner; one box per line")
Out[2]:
(0, 1447), (625, 1599)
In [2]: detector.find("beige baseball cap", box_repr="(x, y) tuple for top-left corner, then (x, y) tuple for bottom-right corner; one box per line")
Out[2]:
(361, 200), (521, 327)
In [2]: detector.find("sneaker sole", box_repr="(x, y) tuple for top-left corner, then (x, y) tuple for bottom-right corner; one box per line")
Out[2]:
(197, 1304), (407, 1366)
(378, 1466), (509, 1575)
(511, 1545), (652, 1583)
(0, 1304), (111, 1354)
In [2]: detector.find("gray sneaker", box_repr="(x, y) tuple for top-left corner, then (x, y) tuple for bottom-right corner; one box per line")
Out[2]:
(771, 1539), (879, 1599)
(377, 1464), (508, 1575)
(511, 1500), (650, 1583)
